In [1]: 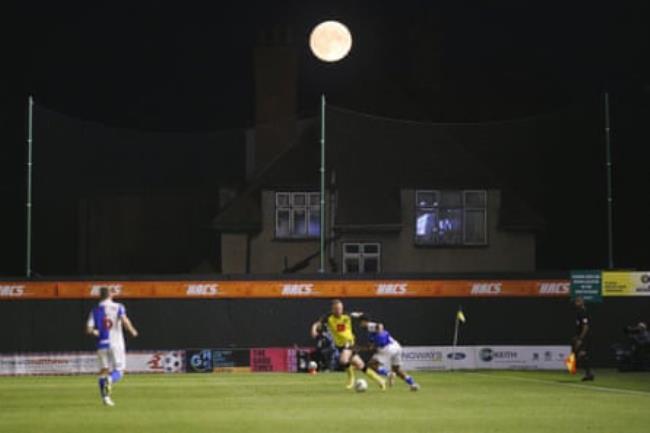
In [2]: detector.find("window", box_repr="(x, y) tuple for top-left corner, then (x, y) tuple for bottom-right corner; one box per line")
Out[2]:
(343, 243), (381, 274)
(275, 192), (320, 239)
(415, 190), (487, 245)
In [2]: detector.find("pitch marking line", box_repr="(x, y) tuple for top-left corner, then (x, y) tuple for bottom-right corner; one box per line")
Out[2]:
(470, 372), (650, 397)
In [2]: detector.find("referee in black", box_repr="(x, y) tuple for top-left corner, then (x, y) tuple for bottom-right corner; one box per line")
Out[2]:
(573, 296), (595, 381)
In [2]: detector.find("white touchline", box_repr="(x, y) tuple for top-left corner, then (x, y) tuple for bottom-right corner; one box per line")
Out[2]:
(470, 372), (650, 398)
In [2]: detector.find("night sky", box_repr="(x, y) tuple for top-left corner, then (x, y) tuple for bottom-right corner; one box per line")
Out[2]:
(2, 1), (650, 275)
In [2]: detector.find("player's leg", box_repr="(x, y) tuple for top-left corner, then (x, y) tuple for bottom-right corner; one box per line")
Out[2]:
(577, 348), (594, 381)
(96, 349), (113, 405)
(109, 347), (126, 385)
(391, 345), (418, 390)
(339, 347), (356, 389)
(369, 351), (392, 381)
(352, 353), (386, 390)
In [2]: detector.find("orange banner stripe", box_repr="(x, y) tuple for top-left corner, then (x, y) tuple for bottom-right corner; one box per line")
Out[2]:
(0, 279), (571, 300)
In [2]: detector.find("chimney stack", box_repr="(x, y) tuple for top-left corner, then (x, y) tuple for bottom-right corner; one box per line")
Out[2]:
(250, 26), (298, 178)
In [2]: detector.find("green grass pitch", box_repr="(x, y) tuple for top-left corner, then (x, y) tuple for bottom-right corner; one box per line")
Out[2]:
(1, 370), (649, 433)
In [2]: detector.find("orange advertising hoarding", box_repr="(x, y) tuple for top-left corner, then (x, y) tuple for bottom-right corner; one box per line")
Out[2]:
(0, 279), (570, 300)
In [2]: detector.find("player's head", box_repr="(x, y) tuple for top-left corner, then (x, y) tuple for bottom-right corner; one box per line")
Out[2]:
(99, 286), (112, 301)
(573, 296), (585, 309)
(331, 299), (344, 316)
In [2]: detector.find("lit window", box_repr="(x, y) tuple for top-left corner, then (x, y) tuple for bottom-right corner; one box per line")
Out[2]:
(415, 190), (487, 245)
(275, 192), (320, 239)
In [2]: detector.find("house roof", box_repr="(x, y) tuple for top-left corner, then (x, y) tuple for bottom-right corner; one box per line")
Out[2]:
(212, 107), (557, 233)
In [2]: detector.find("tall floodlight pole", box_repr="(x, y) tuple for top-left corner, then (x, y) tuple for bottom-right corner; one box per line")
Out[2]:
(319, 94), (326, 273)
(309, 20), (353, 273)
(26, 96), (34, 278)
(604, 92), (614, 269)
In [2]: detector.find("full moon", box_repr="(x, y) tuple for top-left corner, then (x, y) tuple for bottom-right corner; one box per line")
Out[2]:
(309, 21), (352, 62)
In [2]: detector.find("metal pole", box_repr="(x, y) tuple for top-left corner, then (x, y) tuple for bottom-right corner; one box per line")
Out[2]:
(604, 92), (614, 269)
(319, 94), (326, 273)
(451, 312), (460, 371)
(26, 96), (34, 278)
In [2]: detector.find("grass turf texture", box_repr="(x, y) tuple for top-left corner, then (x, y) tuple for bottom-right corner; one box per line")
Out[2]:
(1, 370), (649, 433)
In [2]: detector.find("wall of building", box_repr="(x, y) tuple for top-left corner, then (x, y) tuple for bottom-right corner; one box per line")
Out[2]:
(246, 188), (535, 274)
(221, 234), (249, 274)
(248, 190), (325, 273)
(1, 297), (646, 367)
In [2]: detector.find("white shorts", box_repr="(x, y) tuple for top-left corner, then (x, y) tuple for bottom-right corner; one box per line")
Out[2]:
(97, 347), (126, 372)
(372, 342), (402, 368)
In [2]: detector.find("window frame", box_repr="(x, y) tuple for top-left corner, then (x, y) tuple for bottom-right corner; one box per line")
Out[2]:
(462, 190), (488, 245)
(414, 189), (488, 247)
(274, 191), (321, 240)
(342, 242), (382, 274)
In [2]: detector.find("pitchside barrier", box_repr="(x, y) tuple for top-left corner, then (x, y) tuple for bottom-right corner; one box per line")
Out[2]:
(0, 345), (571, 376)
(1, 273), (648, 368)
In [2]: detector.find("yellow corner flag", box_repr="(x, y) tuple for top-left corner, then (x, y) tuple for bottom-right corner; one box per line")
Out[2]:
(457, 308), (466, 324)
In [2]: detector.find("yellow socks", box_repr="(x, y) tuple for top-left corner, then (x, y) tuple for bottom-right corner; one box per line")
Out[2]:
(365, 368), (387, 390)
(345, 365), (356, 389)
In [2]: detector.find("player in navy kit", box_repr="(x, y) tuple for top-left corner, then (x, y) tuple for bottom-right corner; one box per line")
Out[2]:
(86, 287), (139, 406)
(573, 297), (594, 381)
(359, 316), (419, 391)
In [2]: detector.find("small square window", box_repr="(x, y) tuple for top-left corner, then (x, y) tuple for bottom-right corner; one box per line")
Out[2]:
(308, 208), (320, 237)
(364, 257), (380, 273)
(345, 244), (360, 254)
(439, 191), (462, 208)
(276, 193), (290, 207)
(292, 193), (307, 206)
(416, 190), (438, 208)
(363, 244), (379, 254)
(276, 209), (290, 238)
(465, 191), (487, 208)
(293, 209), (307, 236)
(464, 209), (486, 244)
(344, 258), (360, 273)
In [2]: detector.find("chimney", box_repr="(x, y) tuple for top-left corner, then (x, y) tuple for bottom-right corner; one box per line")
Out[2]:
(250, 26), (298, 178)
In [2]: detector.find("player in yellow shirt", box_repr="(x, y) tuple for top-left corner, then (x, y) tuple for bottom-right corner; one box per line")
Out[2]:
(310, 299), (386, 390)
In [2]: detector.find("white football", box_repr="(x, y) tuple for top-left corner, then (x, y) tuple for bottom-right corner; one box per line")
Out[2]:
(354, 378), (368, 392)
(308, 361), (318, 371)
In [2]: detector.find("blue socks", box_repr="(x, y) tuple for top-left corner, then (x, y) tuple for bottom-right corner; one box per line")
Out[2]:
(98, 377), (107, 397)
(99, 371), (122, 397)
(110, 370), (123, 383)
(376, 367), (390, 376)
(375, 367), (416, 387)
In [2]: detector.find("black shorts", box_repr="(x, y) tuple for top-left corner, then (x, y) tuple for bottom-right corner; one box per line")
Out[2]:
(336, 343), (356, 354)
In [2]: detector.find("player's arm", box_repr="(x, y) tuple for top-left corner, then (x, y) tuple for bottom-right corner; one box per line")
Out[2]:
(122, 315), (139, 338)
(85, 313), (99, 337)
(310, 319), (323, 339)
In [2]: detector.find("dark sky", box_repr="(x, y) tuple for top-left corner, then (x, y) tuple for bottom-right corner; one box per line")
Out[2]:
(10, 1), (649, 128)
(2, 1), (650, 275)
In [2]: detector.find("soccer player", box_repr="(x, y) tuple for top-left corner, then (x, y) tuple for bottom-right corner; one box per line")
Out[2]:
(359, 316), (419, 391)
(310, 299), (386, 390)
(572, 296), (594, 381)
(86, 286), (139, 406)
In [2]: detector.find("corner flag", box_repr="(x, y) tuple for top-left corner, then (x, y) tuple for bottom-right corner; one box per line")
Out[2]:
(456, 308), (466, 324)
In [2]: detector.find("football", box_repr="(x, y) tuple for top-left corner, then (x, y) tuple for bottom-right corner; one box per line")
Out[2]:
(307, 361), (318, 374)
(354, 378), (368, 392)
